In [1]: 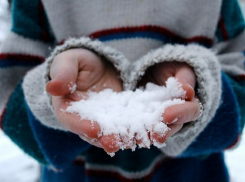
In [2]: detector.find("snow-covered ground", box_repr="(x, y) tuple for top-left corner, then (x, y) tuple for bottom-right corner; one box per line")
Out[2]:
(0, 131), (40, 182)
(225, 135), (245, 182)
(0, 1), (244, 182)
(0, 2), (40, 182)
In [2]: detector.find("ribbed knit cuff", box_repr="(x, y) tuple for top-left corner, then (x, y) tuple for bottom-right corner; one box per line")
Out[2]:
(23, 63), (66, 130)
(23, 37), (129, 130)
(44, 37), (129, 89)
(130, 44), (222, 156)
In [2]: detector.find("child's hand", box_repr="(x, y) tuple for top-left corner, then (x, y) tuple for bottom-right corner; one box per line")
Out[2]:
(138, 62), (202, 144)
(46, 48), (123, 153)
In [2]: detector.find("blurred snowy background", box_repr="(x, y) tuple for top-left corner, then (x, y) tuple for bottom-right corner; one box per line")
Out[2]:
(0, 0), (245, 182)
(0, 1), (40, 182)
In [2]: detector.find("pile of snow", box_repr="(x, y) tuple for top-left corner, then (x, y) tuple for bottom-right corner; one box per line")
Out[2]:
(67, 77), (185, 150)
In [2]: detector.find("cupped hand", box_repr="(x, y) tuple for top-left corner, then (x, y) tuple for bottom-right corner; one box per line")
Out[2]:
(137, 62), (202, 146)
(46, 48), (123, 153)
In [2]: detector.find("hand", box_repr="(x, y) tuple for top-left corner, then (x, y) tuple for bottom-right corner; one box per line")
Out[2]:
(137, 62), (202, 145)
(46, 48), (123, 153)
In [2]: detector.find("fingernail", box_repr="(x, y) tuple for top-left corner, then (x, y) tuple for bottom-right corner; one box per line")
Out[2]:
(168, 117), (178, 124)
(45, 81), (51, 91)
(187, 83), (194, 90)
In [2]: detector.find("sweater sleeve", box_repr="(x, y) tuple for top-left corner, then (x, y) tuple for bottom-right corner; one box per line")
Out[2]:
(178, 0), (245, 157)
(182, 0), (245, 155)
(0, 0), (92, 170)
(169, 0), (245, 157)
(125, 0), (245, 157)
(0, 0), (52, 164)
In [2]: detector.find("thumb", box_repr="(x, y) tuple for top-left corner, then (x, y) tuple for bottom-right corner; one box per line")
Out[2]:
(175, 65), (196, 101)
(46, 56), (78, 96)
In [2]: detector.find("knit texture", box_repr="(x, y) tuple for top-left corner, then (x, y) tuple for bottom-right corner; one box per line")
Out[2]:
(215, 0), (245, 41)
(44, 37), (130, 89)
(23, 63), (66, 130)
(1, 81), (47, 165)
(40, 152), (229, 182)
(0, 32), (50, 114)
(226, 76), (245, 134)
(11, 0), (54, 42)
(41, 0), (220, 43)
(180, 73), (240, 156)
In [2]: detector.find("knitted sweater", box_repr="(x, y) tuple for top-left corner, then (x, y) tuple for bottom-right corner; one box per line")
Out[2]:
(1, 0), (245, 181)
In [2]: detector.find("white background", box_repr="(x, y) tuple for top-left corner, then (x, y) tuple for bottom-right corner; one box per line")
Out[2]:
(0, 1), (244, 181)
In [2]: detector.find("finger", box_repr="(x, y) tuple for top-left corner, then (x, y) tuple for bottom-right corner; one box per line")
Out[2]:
(181, 83), (195, 101)
(119, 135), (136, 150)
(66, 91), (89, 102)
(168, 124), (183, 137)
(163, 98), (200, 124)
(135, 131), (151, 148)
(79, 135), (102, 148)
(52, 97), (101, 137)
(136, 138), (143, 146)
(46, 53), (78, 96)
(175, 65), (196, 100)
(79, 120), (101, 139)
(151, 129), (170, 145)
(99, 134), (120, 153)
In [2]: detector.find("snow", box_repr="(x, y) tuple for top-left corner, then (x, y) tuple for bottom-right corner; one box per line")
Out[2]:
(67, 78), (185, 150)
(0, 1), (244, 181)
(68, 82), (77, 94)
(0, 131), (39, 182)
(225, 136), (245, 182)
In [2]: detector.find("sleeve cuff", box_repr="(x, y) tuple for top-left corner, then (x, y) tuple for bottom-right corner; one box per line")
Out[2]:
(130, 44), (222, 156)
(44, 37), (130, 88)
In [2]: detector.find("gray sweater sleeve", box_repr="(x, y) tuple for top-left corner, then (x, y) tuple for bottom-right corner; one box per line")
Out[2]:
(128, 44), (221, 156)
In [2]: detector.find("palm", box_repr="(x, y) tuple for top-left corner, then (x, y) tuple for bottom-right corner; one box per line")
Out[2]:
(53, 60), (122, 126)
(139, 62), (194, 87)
(65, 55), (122, 102)
(56, 58), (122, 128)
(47, 49), (123, 152)
(75, 51), (122, 94)
(137, 61), (199, 138)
